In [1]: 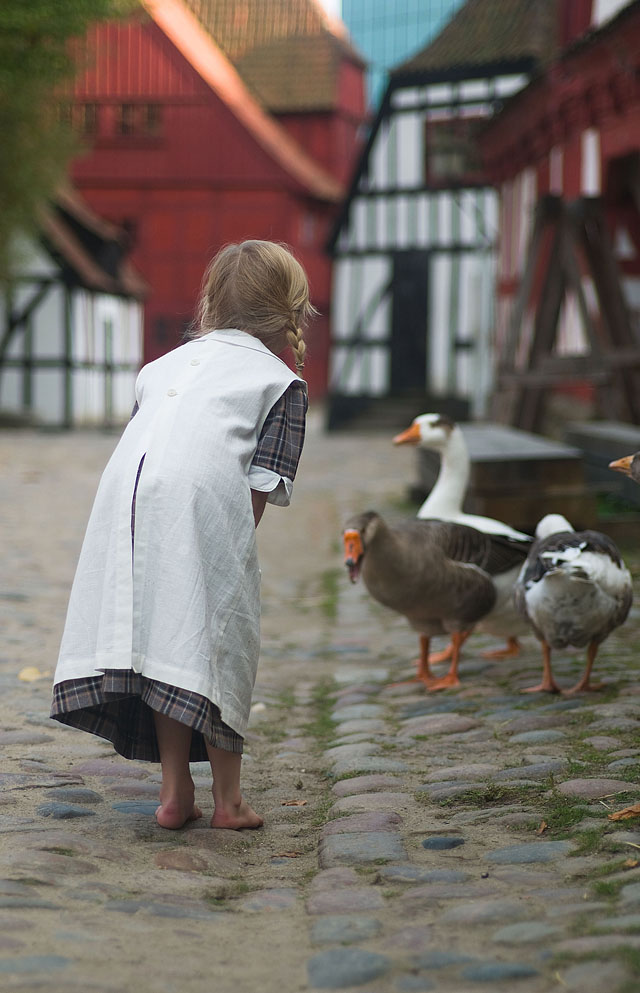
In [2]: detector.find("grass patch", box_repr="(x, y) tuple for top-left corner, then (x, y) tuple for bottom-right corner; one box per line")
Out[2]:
(203, 879), (251, 909)
(303, 678), (338, 747)
(619, 949), (640, 993)
(539, 792), (590, 835)
(277, 688), (296, 709)
(254, 721), (288, 744)
(433, 783), (541, 808)
(570, 826), (608, 856)
(310, 794), (335, 827)
(319, 568), (342, 621)
(591, 877), (626, 900)
(586, 857), (634, 879)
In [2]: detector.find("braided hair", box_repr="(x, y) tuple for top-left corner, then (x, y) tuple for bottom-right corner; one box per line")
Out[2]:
(192, 240), (315, 376)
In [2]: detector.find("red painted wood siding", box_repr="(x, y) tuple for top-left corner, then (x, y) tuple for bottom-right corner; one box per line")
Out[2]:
(68, 14), (364, 398)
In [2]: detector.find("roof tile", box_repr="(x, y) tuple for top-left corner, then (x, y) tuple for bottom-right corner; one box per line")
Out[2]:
(393, 0), (558, 76)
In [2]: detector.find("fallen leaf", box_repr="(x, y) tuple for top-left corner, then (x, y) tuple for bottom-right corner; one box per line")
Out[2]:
(274, 851), (302, 858)
(18, 667), (50, 683)
(608, 801), (640, 821)
(281, 799), (307, 806)
(536, 820), (548, 835)
(623, 858), (639, 868)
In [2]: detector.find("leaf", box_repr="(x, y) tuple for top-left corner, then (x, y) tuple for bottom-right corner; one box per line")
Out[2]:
(274, 851), (302, 858)
(623, 859), (639, 868)
(536, 820), (548, 835)
(608, 801), (640, 821)
(281, 799), (307, 806)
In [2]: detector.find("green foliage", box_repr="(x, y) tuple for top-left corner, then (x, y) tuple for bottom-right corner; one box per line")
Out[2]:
(0, 0), (135, 280)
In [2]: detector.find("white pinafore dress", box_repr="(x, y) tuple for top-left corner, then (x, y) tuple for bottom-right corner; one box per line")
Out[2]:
(51, 329), (305, 760)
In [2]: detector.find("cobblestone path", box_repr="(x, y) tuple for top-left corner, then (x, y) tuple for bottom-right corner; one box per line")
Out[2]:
(1, 418), (639, 993)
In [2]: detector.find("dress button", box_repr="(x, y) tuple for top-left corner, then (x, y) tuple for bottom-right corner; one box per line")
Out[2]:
(190, 359), (200, 366)
(167, 389), (177, 397)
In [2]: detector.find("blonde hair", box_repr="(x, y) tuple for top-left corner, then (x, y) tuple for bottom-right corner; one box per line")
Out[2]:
(192, 240), (316, 375)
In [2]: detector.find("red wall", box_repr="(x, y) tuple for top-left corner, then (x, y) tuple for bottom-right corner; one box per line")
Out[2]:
(68, 16), (364, 399)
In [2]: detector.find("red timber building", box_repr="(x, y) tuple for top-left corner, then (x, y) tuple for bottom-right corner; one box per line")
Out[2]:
(68, 0), (366, 398)
(480, 0), (640, 430)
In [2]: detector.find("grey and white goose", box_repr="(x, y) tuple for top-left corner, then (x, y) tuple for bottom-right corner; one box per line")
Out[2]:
(393, 413), (532, 660)
(343, 510), (529, 691)
(514, 514), (632, 694)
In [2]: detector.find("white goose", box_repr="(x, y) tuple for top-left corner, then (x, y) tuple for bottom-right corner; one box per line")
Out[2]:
(393, 413), (532, 660)
(514, 514), (632, 693)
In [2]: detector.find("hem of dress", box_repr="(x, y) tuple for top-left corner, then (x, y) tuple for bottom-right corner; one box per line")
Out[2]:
(51, 675), (243, 762)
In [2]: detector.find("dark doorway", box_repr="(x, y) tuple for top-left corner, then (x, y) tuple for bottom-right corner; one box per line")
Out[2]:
(390, 250), (429, 392)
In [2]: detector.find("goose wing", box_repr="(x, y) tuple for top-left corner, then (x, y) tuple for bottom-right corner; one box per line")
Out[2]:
(415, 518), (532, 577)
(519, 529), (625, 588)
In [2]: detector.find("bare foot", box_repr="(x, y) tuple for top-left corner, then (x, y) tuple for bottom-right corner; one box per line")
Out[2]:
(155, 787), (203, 830)
(211, 798), (263, 830)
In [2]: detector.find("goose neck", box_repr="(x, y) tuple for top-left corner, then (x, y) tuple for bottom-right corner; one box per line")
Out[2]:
(426, 428), (470, 514)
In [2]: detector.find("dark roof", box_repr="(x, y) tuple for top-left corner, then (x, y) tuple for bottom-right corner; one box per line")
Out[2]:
(41, 188), (147, 299)
(392, 0), (558, 78)
(182, 0), (365, 112)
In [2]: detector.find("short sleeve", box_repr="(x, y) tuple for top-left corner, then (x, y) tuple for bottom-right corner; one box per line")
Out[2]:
(249, 381), (308, 506)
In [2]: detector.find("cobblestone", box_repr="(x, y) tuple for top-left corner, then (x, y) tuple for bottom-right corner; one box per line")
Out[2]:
(2, 424), (640, 993)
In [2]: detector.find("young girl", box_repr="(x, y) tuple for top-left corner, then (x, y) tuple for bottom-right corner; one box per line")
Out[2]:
(51, 240), (313, 831)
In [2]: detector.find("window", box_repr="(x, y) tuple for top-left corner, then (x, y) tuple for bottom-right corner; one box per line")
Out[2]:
(144, 104), (162, 136)
(78, 103), (98, 135)
(115, 103), (162, 137)
(425, 115), (485, 186)
(116, 104), (136, 136)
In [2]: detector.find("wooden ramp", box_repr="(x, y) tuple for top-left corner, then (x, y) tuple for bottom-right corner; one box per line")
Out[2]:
(415, 422), (597, 534)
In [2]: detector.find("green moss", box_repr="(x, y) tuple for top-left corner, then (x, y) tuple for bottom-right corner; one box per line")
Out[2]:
(319, 567), (342, 621)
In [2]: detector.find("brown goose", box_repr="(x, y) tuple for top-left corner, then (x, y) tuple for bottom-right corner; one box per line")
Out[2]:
(393, 413), (533, 661)
(343, 510), (528, 691)
(610, 453), (640, 485)
(514, 514), (632, 693)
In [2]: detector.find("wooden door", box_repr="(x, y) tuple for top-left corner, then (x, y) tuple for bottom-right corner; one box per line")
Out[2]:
(390, 250), (429, 393)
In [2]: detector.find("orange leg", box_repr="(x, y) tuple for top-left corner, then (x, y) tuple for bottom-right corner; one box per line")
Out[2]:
(522, 641), (561, 694)
(426, 631), (467, 691)
(391, 635), (437, 688)
(565, 641), (605, 694)
(482, 636), (521, 660)
(427, 629), (472, 665)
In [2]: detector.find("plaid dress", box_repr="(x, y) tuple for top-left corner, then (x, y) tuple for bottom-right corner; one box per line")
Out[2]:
(51, 381), (307, 762)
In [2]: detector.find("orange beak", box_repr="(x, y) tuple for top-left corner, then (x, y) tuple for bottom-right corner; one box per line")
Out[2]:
(609, 455), (633, 477)
(393, 422), (421, 446)
(343, 529), (364, 583)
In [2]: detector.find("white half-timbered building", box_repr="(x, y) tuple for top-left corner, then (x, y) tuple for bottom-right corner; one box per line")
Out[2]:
(1, 190), (146, 429)
(327, 0), (556, 428)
